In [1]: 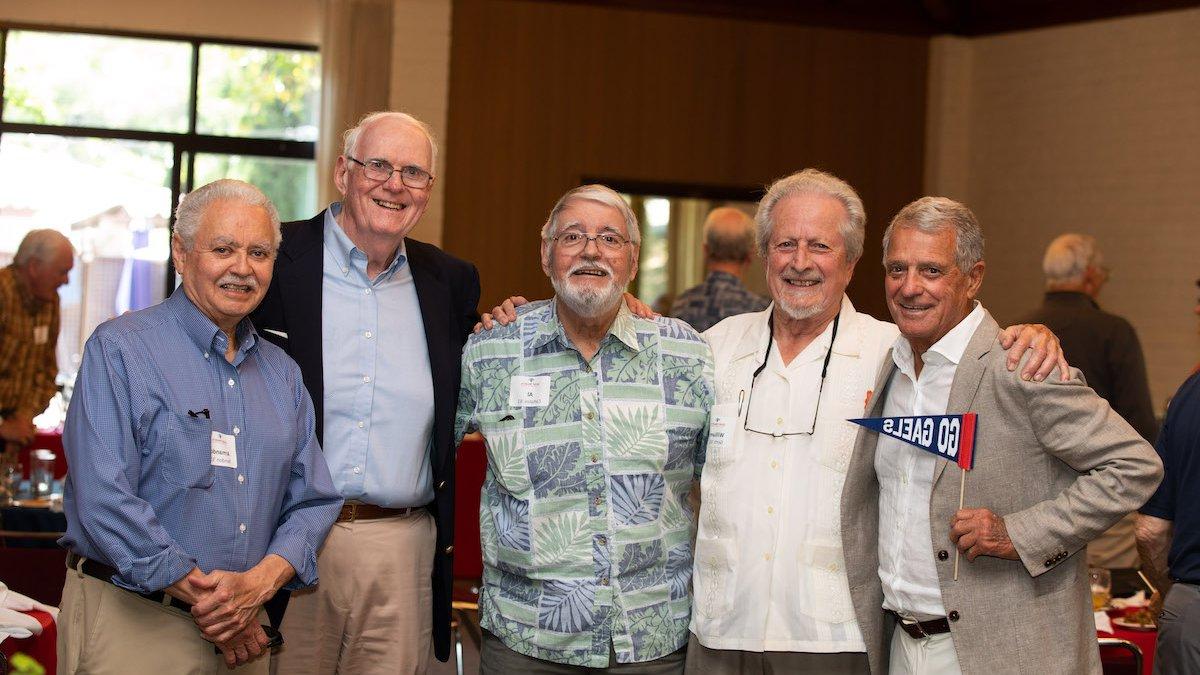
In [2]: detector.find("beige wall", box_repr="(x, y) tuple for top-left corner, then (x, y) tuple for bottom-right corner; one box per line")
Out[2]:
(0, 0), (320, 44)
(926, 8), (1200, 410)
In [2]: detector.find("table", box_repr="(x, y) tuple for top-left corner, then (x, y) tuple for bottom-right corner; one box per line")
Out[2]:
(1098, 607), (1157, 675)
(0, 608), (57, 674)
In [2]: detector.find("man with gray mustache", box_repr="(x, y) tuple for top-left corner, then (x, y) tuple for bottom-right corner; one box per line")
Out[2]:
(457, 184), (714, 673)
(58, 179), (342, 674)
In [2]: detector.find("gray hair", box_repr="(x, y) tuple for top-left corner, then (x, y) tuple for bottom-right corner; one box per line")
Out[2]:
(1042, 233), (1100, 287)
(174, 179), (282, 250)
(882, 196), (984, 273)
(754, 168), (866, 262)
(703, 207), (755, 262)
(342, 111), (439, 175)
(541, 184), (641, 246)
(13, 229), (72, 266)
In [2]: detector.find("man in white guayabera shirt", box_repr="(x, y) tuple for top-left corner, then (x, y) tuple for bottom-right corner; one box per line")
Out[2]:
(685, 171), (1066, 674)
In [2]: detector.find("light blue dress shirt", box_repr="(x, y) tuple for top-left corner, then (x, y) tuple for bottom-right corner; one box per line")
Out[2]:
(321, 204), (435, 508)
(60, 288), (343, 593)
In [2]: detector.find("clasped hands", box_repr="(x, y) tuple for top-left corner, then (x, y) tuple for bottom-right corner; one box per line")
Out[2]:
(167, 555), (292, 669)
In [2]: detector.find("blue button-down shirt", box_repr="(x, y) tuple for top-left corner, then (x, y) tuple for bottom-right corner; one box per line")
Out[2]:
(60, 288), (343, 594)
(320, 204), (435, 508)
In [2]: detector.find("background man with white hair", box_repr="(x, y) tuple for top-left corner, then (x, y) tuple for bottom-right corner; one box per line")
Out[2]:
(58, 179), (342, 673)
(0, 228), (73, 447)
(671, 206), (768, 332)
(251, 111), (480, 673)
(457, 184), (713, 673)
(842, 197), (1162, 675)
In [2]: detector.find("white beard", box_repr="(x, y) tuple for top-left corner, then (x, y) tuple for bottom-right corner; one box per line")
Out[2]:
(551, 263), (626, 318)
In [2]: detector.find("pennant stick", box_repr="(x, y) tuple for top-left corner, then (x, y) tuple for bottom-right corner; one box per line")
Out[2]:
(954, 469), (966, 581)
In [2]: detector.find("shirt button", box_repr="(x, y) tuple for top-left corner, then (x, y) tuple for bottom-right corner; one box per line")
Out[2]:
(585, 412), (594, 420)
(594, 496), (602, 506)
(364, 331), (373, 339)
(591, 454), (599, 462)
(239, 523), (246, 533)
(583, 364), (592, 373)
(363, 375), (371, 383)
(353, 466), (361, 475)
(238, 474), (245, 484)
(597, 535), (607, 545)
(364, 288), (372, 295)
(767, 506), (774, 514)
(357, 421), (365, 428)
(764, 553), (772, 561)
(601, 577), (610, 586)
(228, 378), (235, 387)
(776, 417), (783, 425)
(233, 426), (240, 435)
(204, 352), (210, 359)
(342, 267), (349, 274)
(770, 461), (778, 469)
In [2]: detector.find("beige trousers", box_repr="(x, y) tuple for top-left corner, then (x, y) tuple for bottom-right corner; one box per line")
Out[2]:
(272, 510), (436, 675)
(57, 568), (270, 675)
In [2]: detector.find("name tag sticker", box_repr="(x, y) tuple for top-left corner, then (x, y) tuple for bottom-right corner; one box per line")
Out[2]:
(33, 326), (49, 344)
(210, 431), (237, 468)
(508, 376), (552, 407)
(707, 403), (738, 455)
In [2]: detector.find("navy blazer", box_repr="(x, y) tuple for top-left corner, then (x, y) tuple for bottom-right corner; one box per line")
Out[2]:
(251, 210), (481, 662)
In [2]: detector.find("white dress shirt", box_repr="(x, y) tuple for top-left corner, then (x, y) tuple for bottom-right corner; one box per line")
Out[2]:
(876, 302), (985, 619)
(692, 297), (897, 652)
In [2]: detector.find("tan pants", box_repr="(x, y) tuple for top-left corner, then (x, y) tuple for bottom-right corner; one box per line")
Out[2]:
(57, 568), (270, 675)
(272, 510), (436, 675)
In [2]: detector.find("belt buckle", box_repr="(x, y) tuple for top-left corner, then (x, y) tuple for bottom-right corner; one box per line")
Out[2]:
(345, 503), (358, 522)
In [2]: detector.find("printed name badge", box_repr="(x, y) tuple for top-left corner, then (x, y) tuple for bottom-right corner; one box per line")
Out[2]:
(33, 326), (49, 344)
(210, 431), (237, 468)
(508, 376), (552, 407)
(707, 404), (737, 454)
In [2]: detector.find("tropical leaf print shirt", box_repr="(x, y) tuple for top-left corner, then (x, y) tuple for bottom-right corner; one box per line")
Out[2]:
(456, 299), (714, 666)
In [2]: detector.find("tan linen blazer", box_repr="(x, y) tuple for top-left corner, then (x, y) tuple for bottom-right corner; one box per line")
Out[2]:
(840, 311), (1163, 674)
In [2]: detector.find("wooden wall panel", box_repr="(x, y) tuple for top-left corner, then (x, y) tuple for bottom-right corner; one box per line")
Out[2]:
(443, 0), (930, 320)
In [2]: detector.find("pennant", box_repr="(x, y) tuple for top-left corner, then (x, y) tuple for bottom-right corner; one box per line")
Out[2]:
(850, 413), (977, 470)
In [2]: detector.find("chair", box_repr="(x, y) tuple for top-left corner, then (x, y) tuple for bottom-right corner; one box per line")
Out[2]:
(450, 436), (487, 675)
(1099, 637), (1143, 675)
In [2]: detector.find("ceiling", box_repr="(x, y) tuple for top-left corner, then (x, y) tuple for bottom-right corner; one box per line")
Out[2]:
(548, 0), (1200, 36)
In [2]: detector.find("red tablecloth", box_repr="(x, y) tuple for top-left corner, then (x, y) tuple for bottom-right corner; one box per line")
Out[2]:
(1098, 607), (1157, 675)
(15, 430), (67, 478)
(0, 608), (57, 674)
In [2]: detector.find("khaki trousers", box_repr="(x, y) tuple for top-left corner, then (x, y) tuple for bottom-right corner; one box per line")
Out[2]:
(272, 509), (436, 675)
(57, 568), (270, 675)
(683, 633), (869, 674)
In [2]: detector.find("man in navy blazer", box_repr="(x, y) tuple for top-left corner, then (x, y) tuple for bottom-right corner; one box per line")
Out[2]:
(251, 111), (480, 673)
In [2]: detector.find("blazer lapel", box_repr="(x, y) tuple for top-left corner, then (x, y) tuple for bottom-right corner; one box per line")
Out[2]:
(276, 214), (326, 438)
(408, 242), (454, 477)
(932, 311), (1000, 489)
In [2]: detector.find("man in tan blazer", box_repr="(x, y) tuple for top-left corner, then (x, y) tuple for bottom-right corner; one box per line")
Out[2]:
(840, 196), (1163, 674)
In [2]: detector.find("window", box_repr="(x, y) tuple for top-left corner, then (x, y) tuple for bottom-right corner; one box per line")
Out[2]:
(0, 26), (320, 423)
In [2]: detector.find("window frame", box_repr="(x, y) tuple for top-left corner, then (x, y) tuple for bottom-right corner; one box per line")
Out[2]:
(0, 22), (319, 295)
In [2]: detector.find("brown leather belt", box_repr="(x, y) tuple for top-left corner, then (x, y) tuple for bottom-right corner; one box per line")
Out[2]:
(67, 553), (193, 613)
(886, 609), (951, 638)
(337, 502), (427, 523)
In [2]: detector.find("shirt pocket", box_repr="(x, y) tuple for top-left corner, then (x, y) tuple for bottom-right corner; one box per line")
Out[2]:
(155, 413), (216, 490)
(477, 410), (530, 494)
(798, 541), (857, 624)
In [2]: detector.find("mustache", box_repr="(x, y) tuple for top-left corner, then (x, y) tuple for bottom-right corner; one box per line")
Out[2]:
(780, 267), (822, 283)
(217, 273), (258, 289)
(567, 260), (614, 276)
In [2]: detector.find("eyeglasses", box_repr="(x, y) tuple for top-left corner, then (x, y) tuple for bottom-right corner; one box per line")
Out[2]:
(346, 156), (434, 189)
(551, 231), (631, 252)
(740, 313), (840, 438)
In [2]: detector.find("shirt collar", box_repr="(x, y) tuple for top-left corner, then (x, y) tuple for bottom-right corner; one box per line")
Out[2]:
(732, 294), (859, 363)
(706, 270), (741, 286)
(166, 287), (258, 361)
(324, 202), (408, 281)
(1045, 290), (1098, 310)
(7, 264), (42, 312)
(530, 299), (643, 353)
(892, 300), (985, 373)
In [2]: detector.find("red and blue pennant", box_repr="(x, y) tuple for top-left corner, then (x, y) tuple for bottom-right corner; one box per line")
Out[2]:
(849, 413), (977, 471)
